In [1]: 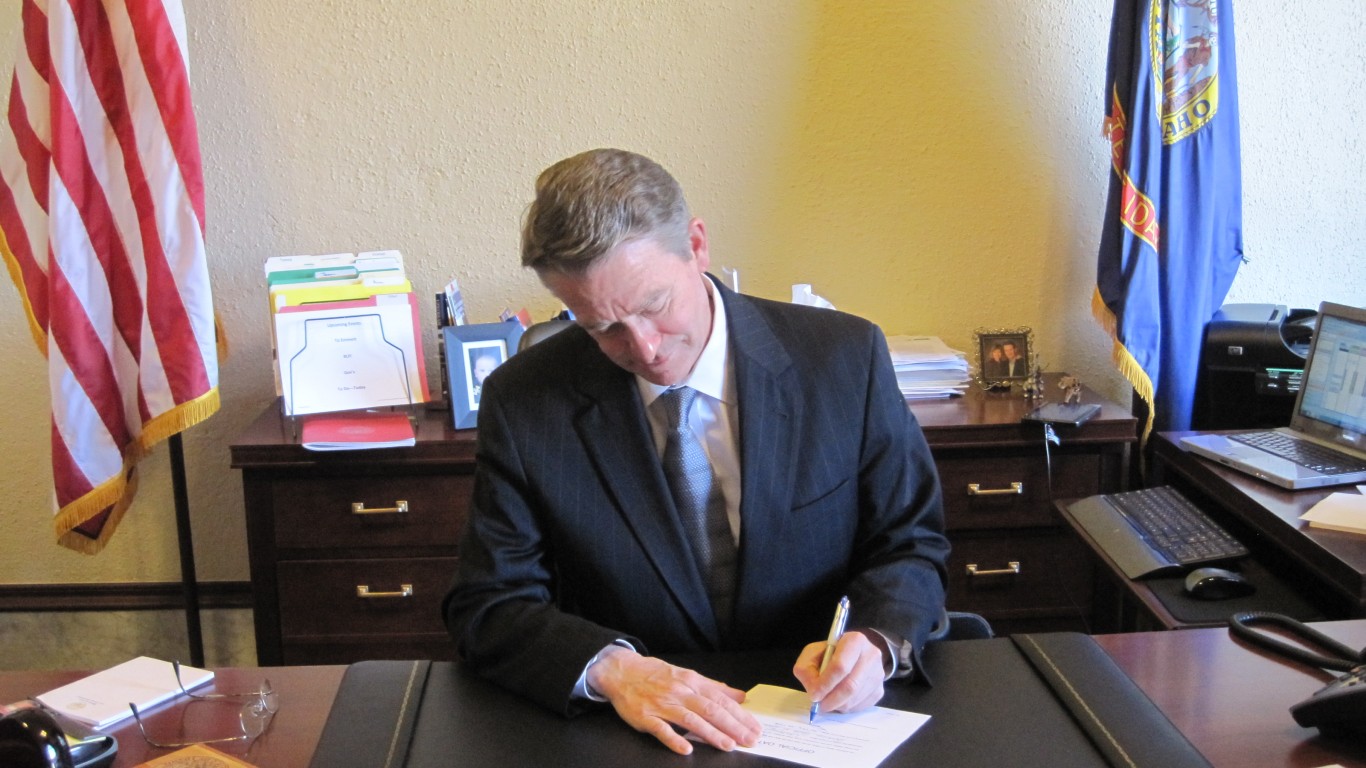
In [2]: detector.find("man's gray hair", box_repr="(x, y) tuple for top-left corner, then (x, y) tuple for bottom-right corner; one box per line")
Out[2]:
(521, 149), (692, 275)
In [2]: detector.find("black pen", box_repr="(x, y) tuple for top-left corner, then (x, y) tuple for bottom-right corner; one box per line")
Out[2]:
(809, 595), (850, 723)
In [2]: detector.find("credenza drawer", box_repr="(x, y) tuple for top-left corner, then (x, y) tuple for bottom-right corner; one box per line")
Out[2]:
(272, 474), (472, 550)
(277, 557), (456, 638)
(936, 453), (1101, 531)
(944, 532), (1093, 618)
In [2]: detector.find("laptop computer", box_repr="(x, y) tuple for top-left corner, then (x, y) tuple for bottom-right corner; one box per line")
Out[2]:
(1181, 301), (1366, 490)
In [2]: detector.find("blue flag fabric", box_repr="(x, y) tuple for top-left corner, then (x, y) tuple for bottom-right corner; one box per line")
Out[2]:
(1094, 0), (1244, 442)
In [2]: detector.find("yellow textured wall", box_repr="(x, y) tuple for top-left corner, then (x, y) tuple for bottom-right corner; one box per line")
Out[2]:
(0, 1), (1362, 587)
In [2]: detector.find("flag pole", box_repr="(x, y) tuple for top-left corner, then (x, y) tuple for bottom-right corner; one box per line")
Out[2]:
(169, 433), (205, 667)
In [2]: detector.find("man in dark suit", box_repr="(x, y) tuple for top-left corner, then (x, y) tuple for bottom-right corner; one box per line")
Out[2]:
(1002, 341), (1028, 377)
(444, 149), (949, 755)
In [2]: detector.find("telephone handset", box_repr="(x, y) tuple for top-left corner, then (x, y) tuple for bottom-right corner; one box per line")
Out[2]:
(0, 700), (117, 768)
(1228, 611), (1366, 739)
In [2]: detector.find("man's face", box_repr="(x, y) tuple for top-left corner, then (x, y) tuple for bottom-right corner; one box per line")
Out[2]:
(541, 218), (713, 387)
(1003, 343), (1018, 360)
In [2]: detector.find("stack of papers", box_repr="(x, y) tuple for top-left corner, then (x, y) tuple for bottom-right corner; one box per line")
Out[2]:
(265, 250), (430, 416)
(1299, 487), (1366, 534)
(886, 335), (970, 399)
(36, 656), (212, 729)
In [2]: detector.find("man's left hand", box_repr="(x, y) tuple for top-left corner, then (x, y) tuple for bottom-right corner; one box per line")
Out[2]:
(791, 629), (886, 714)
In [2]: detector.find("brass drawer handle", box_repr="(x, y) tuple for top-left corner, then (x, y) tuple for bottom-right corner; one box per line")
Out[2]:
(356, 584), (414, 599)
(967, 482), (1023, 496)
(352, 500), (410, 515)
(965, 561), (1021, 578)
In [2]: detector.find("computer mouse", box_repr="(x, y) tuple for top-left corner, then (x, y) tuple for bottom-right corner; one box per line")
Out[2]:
(1183, 566), (1256, 600)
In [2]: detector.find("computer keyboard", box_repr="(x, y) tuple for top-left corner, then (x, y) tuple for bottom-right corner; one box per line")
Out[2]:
(1229, 431), (1366, 474)
(1066, 486), (1249, 580)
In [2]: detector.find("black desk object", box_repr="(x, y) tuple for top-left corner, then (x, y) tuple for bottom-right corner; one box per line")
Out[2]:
(310, 636), (1207, 768)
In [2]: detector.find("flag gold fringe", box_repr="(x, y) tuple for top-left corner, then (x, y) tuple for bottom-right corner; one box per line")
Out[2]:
(137, 388), (221, 455)
(55, 472), (137, 555)
(1092, 288), (1156, 450)
(53, 387), (221, 554)
(0, 228), (51, 356)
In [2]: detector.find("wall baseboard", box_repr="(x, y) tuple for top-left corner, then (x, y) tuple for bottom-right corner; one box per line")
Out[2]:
(0, 581), (253, 612)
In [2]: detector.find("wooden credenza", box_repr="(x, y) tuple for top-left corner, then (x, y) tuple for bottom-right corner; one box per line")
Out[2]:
(912, 379), (1135, 635)
(231, 406), (476, 665)
(232, 377), (1134, 664)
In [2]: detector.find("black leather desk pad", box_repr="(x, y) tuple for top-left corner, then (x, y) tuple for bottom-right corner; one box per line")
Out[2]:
(401, 640), (1109, 768)
(309, 635), (1209, 767)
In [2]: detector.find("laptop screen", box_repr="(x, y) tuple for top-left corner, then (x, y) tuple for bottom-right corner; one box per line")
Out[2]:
(1294, 304), (1366, 443)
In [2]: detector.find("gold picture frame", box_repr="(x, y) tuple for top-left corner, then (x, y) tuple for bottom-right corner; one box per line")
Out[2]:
(973, 326), (1034, 388)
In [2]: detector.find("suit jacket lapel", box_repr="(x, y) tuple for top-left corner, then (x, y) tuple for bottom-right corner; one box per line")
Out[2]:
(719, 286), (802, 634)
(571, 350), (721, 646)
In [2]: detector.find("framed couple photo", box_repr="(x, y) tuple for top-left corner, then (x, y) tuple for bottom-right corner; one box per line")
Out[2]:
(443, 322), (525, 428)
(973, 326), (1033, 388)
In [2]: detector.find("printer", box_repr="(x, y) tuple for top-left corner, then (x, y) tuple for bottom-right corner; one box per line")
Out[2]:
(1192, 303), (1317, 430)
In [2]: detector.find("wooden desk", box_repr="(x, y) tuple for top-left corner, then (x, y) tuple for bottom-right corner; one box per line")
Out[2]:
(1153, 432), (1366, 619)
(0, 666), (345, 768)
(1095, 619), (1366, 768)
(8, 623), (1365, 767)
(231, 379), (1135, 664)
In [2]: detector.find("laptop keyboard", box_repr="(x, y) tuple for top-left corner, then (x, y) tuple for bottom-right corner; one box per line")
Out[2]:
(1229, 431), (1366, 474)
(1067, 486), (1249, 579)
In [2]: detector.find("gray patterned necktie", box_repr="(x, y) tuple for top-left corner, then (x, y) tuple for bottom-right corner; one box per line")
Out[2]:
(657, 386), (737, 633)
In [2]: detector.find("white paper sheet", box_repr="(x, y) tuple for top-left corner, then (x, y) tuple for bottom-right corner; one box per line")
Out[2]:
(1300, 492), (1366, 535)
(274, 292), (428, 415)
(732, 684), (929, 768)
(36, 657), (212, 729)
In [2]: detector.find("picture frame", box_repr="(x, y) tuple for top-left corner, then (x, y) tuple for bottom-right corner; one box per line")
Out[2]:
(973, 326), (1034, 388)
(443, 321), (525, 429)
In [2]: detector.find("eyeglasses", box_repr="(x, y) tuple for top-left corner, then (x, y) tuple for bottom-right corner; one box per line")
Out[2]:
(128, 663), (280, 750)
(171, 661), (280, 712)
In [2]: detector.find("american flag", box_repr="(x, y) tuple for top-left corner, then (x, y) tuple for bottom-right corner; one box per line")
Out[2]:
(0, 0), (218, 553)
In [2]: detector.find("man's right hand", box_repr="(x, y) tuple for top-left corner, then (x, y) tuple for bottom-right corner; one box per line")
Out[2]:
(587, 645), (762, 755)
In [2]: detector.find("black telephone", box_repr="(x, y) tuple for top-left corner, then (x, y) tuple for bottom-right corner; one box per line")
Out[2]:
(0, 700), (117, 768)
(1228, 611), (1366, 739)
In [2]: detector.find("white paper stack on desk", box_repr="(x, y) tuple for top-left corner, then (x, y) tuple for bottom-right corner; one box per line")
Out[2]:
(264, 250), (430, 417)
(887, 335), (970, 399)
(36, 656), (212, 729)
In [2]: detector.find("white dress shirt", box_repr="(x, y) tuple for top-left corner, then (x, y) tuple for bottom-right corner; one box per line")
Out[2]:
(636, 277), (741, 543)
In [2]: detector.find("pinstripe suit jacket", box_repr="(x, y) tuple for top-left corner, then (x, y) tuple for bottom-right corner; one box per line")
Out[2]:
(443, 280), (949, 714)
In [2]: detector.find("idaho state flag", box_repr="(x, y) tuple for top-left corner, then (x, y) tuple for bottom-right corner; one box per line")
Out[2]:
(0, 0), (218, 552)
(1094, 0), (1243, 442)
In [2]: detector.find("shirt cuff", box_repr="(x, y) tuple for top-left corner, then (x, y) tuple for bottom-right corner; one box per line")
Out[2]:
(572, 639), (637, 702)
(861, 627), (914, 680)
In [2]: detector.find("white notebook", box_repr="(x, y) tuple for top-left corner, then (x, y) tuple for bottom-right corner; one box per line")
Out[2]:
(36, 656), (213, 729)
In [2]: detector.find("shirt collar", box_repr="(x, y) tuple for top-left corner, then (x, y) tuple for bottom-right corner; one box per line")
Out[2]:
(639, 276), (730, 406)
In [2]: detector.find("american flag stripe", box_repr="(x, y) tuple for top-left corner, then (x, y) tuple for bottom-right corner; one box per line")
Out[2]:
(1, 0), (217, 552)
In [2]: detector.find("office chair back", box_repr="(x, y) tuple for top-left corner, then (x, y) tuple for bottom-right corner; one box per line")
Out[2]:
(928, 609), (994, 642)
(518, 319), (574, 352)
